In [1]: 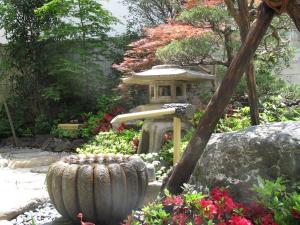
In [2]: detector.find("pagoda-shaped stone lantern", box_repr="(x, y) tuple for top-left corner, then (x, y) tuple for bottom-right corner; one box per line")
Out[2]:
(123, 65), (215, 154)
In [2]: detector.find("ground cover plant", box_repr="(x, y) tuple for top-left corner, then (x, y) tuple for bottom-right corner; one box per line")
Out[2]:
(121, 178), (300, 225)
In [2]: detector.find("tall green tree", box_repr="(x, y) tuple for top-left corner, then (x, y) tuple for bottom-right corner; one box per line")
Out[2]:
(0, 0), (118, 136)
(0, 0), (56, 128)
(36, 0), (117, 106)
(122, 0), (185, 32)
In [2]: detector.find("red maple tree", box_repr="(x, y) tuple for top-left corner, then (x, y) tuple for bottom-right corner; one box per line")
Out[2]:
(113, 0), (222, 73)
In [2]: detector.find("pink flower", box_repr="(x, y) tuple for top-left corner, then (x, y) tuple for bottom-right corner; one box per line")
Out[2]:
(173, 196), (184, 206)
(163, 195), (184, 206)
(228, 215), (253, 225)
(172, 212), (189, 225)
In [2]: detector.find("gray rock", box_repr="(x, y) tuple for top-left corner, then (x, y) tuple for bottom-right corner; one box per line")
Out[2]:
(146, 163), (156, 182)
(192, 122), (300, 202)
(43, 138), (85, 152)
(0, 159), (8, 168)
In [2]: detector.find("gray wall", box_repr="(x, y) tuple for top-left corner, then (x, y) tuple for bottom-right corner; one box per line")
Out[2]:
(280, 31), (300, 84)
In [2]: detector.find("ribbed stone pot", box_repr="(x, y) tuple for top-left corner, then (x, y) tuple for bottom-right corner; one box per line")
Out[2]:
(46, 154), (148, 225)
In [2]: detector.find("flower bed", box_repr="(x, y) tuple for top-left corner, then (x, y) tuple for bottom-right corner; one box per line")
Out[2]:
(122, 178), (300, 225)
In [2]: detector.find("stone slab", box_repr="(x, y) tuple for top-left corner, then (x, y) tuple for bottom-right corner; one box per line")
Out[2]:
(0, 167), (49, 220)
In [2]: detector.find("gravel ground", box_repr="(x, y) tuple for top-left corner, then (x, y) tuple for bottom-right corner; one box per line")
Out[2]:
(10, 202), (62, 225)
(8, 202), (145, 225)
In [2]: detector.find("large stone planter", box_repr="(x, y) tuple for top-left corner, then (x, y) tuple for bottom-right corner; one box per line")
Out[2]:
(46, 154), (148, 225)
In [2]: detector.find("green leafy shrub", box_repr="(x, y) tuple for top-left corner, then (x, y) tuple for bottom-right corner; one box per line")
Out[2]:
(80, 112), (105, 137)
(34, 114), (52, 134)
(77, 129), (140, 155)
(215, 107), (251, 133)
(51, 128), (81, 139)
(252, 177), (300, 225)
(260, 95), (300, 123)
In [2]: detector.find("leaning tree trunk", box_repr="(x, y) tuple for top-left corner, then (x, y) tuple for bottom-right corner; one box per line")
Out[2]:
(166, 3), (276, 194)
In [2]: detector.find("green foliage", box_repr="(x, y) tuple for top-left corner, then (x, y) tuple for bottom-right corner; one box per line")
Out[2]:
(156, 34), (223, 66)
(36, 0), (119, 110)
(121, 0), (184, 32)
(80, 112), (104, 138)
(34, 114), (52, 134)
(77, 129), (140, 155)
(159, 129), (194, 166)
(142, 203), (170, 225)
(35, 0), (117, 41)
(178, 6), (229, 26)
(260, 95), (300, 123)
(215, 107), (251, 133)
(0, 0), (123, 137)
(96, 94), (118, 113)
(51, 127), (81, 139)
(252, 177), (300, 225)
(0, 0), (55, 134)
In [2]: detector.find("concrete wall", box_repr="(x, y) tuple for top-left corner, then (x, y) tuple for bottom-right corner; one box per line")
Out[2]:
(280, 31), (300, 84)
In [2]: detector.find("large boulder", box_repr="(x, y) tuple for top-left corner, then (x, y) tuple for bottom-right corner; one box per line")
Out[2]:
(192, 122), (300, 202)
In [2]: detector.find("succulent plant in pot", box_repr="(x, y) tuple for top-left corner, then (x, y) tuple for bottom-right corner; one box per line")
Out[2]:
(46, 154), (148, 225)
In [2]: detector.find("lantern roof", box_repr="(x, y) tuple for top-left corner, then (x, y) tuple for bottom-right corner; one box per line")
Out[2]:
(123, 65), (215, 85)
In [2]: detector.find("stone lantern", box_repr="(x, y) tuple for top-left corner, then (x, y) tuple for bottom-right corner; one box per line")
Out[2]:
(122, 65), (215, 154)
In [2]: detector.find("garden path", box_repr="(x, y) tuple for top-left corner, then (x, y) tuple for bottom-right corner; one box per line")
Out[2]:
(0, 147), (69, 222)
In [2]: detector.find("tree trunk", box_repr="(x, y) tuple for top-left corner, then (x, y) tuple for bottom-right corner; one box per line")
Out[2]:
(246, 63), (260, 125)
(166, 3), (275, 195)
(238, 0), (260, 125)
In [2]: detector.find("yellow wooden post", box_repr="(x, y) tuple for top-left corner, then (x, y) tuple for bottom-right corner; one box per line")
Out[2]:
(173, 117), (181, 165)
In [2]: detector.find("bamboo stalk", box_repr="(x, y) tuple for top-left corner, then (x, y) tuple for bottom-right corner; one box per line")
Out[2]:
(3, 99), (18, 146)
(173, 117), (181, 165)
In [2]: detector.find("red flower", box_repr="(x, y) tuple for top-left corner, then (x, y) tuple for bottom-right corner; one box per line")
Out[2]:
(77, 213), (95, 225)
(111, 106), (126, 116)
(117, 123), (126, 132)
(260, 214), (278, 225)
(163, 132), (172, 142)
(249, 201), (269, 218)
(194, 215), (202, 225)
(103, 113), (113, 122)
(172, 212), (189, 225)
(223, 196), (236, 212)
(235, 203), (249, 215)
(228, 215), (253, 225)
(200, 199), (214, 208)
(218, 222), (227, 225)
(199, 199), (217, 219)
(211, 187), (229, 201)
(291, 209), (300, 220)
